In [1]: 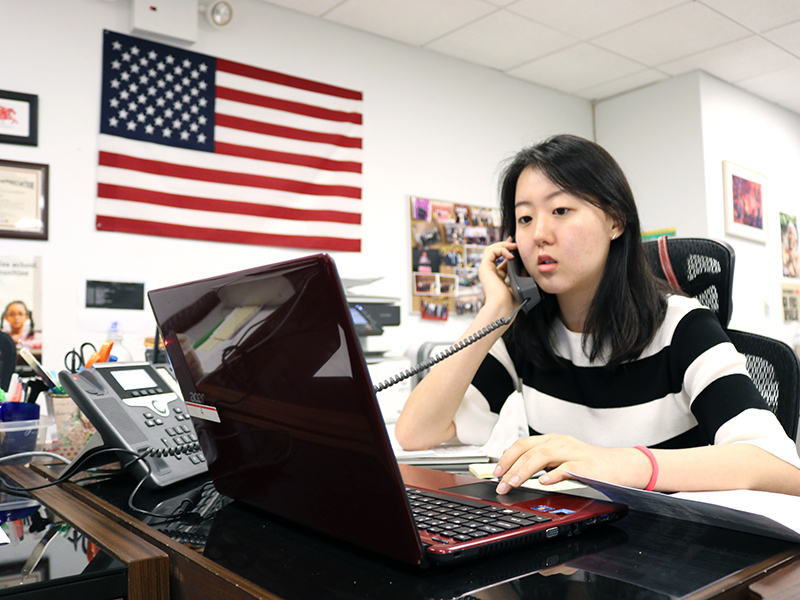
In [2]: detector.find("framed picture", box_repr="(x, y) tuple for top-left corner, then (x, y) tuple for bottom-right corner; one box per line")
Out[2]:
(723, 160), (767, 243)
(0, 160), (49, 240)
(0, 90), (38, 146)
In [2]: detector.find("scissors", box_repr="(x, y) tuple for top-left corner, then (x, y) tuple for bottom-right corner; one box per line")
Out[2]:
(64, 342), (98, 373)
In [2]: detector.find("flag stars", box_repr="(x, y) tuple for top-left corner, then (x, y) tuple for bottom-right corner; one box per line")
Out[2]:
(104, 36), (214, 150)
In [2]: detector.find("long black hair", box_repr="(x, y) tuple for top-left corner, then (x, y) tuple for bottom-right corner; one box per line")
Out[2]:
(499, 134), (668, 369)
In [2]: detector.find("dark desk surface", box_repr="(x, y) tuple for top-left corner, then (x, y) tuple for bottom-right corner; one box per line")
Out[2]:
(32, 466), (800, 600)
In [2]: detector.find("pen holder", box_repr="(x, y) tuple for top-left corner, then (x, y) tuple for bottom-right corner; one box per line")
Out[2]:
(46, 392), (96, 461)
(0, 402), (53, 464)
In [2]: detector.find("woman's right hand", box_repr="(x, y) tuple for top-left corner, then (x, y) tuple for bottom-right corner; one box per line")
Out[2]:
(478, 237), (519, 312)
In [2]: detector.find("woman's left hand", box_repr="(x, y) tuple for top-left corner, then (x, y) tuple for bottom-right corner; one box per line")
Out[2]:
(492, 434), (651, 493)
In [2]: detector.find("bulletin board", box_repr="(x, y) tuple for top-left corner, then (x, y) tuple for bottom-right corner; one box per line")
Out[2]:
(409, 196), (502, 321)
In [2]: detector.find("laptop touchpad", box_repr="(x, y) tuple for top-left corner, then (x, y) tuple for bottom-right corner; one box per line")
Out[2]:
(442, 482), (550, 503)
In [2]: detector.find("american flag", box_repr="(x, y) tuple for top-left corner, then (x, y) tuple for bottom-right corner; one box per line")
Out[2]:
(97, 30), (363, 252)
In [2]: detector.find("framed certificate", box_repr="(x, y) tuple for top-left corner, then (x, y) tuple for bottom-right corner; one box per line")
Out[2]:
(0, 90), (38, 146)
(0, 160), (48, 240)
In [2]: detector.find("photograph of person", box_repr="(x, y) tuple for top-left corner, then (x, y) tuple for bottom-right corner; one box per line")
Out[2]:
(395, 134), (800, 496)
(1, 299), (42, 352)
(781, 213), (799, 278)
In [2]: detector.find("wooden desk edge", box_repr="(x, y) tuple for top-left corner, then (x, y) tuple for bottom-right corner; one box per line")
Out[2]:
(28, 463), (281, 600)
(2, 465), (170, 600)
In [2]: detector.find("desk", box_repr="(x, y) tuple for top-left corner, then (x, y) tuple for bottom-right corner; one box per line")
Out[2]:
(6, 463), (800, 600)
(1, 465), (168, 600)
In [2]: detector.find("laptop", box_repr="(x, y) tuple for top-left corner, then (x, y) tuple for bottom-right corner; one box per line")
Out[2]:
(148, 254), (626, 566)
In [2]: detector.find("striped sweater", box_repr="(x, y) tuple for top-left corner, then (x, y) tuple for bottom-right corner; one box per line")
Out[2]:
(453, 295), (800, 467)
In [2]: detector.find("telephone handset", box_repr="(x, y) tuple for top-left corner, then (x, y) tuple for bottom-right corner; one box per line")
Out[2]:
(373, 248), (541, 393)
(507, 248), (542, 314)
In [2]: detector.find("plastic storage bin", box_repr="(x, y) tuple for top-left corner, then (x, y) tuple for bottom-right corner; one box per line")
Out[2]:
(0, 415), (56, 464)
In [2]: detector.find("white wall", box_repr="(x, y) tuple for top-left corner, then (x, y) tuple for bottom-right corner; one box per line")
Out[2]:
(594, 72), (708, 239)
(1, 0), (592, 369)
(595, 71), (800, 346)
(699, 72), (800, 343)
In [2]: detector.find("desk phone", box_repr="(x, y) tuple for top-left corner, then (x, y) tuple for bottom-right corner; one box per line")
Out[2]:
(59, 362), (207, 488)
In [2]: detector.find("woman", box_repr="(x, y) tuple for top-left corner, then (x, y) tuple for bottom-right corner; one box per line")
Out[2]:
(1, 300), (42, 350)
(395, 134), (800, 496)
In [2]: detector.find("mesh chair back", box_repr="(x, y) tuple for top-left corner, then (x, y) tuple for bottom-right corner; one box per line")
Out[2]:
(643, 237), (735, 328)
(727, 329), (800, 440)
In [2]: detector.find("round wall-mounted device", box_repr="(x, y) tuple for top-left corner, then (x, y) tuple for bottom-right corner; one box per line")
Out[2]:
(202, 1), (233, 28)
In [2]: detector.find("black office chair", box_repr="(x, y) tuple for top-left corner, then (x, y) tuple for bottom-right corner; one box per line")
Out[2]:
(645, 236), (800, 439)
(642, 236), (735, 328)
(0, 331), (16, 392)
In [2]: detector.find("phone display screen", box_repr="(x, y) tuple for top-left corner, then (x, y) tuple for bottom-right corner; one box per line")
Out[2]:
(109, 368), (158, 391)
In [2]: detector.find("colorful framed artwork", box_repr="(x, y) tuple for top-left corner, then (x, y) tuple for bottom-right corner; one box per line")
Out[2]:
(723, 160), (767, 243)
(0, 90), (38, 146)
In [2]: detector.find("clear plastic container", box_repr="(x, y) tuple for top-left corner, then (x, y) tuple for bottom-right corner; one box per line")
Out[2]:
(0, 415), (56, 464)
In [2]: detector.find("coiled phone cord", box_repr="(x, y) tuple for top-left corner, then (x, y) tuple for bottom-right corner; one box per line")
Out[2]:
(372, 300), (529, 393)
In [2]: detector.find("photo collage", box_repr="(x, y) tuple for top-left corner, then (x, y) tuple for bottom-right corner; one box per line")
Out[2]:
(410, 196), (502, 321)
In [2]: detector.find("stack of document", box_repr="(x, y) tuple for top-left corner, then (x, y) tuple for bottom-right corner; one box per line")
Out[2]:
(385, 423), (490, 471)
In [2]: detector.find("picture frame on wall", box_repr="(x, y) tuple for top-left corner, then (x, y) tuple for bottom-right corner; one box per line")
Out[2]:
(0, 90), (38, 146)
(723, 160), (767, 243)
(0, 160), (49, 240)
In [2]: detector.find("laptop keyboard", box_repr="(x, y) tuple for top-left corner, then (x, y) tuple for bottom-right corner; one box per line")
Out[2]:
(406, 488), (552, 543)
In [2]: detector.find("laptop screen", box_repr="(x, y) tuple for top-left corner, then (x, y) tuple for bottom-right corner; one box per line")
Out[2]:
(148, 254), (424, 564)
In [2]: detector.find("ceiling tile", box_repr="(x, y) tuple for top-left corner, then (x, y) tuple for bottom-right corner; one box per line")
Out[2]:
(261, 0), (345, 16)
(322, 0), (497, 46)
(763, 20), (800, 55)
(507, 0), (686, 40)
(574, 69), (668, 101)
(426, 10), (577, 70)
(700, 0), (800, 33)
(507, 42), (645, 94)
(736, 64), (800, 106)
(659, 36), (799, 83)
(592, 2), (751, 66)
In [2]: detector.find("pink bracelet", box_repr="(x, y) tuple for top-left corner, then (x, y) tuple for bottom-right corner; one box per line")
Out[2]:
(634, 445), (659, 491)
